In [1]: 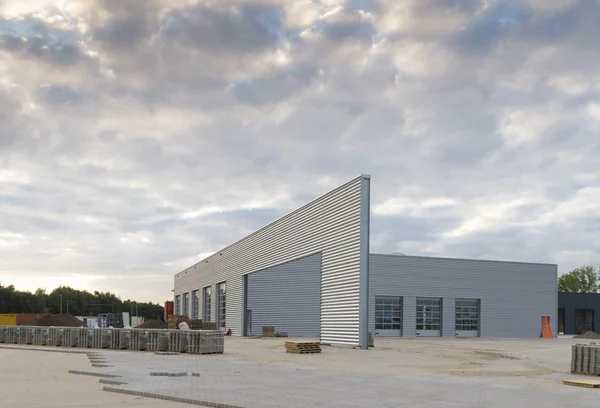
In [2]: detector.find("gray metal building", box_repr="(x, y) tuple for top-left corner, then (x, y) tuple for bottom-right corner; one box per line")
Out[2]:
(174, 175), (557, 346)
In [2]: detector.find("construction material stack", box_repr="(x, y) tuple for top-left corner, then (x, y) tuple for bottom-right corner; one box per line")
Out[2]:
(262, 326), (275, 337)
(146, 330), (169, 352)
(187, 330), (224, 354)
(5, 326), (17, 343)
(285, 341), (322, 354)
(77, 328), (93, 348)
(48, 327), (63, 346)
(33, 327), (49, 345)
(0, 325), (224, 354)
(130, 329), (148, 350)
(119, 329), (131, 349)
(571, 343), (600, 375)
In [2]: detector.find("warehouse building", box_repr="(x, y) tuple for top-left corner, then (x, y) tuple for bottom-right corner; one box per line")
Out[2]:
(558, 292), (600, 335)
(174, 175), (557, 348)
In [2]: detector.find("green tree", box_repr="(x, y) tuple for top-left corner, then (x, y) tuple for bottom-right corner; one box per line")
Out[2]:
(558, 266), (599, 293)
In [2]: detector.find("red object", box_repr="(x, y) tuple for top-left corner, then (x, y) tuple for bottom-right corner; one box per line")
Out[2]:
(226, 328), (232, 336)
(163, 301), (174, 322)
(541, 316), (554, 338)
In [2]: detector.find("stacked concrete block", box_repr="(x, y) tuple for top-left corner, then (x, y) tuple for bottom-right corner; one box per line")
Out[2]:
(130, 329), (148, 351)
(109, 328), (120, 349)
(24, 327), (35, 344)
(146, 330), (169, 352)
(48, 327), (64, 346)
(17, 327), (30, 344)
(168, 330), (188, 352)
(187, 330), (224, 354)
(5, 326), (18, 343)
(571, 343), (600, 375)
(33, 327), (49, 345)
(92, 328), (112, 348)
(77, 328), (93, 348)
(62, 328), (79, 347)
(119, 329), (131, 350)
(0, 326), (5, 343)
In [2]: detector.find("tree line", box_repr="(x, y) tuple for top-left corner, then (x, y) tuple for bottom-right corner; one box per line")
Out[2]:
(558, 266), (600, 293)
(0, 284), (164, 320)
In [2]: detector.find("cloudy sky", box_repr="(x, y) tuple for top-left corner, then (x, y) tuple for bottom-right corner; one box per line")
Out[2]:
(0, 0), (598, 303)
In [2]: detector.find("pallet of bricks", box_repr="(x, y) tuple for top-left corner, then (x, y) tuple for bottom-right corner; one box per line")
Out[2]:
(571, 343), (600, 375)
(285, 341), (321, 354)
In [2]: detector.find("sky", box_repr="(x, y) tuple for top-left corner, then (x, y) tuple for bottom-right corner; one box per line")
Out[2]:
(0, 0), (598, 303)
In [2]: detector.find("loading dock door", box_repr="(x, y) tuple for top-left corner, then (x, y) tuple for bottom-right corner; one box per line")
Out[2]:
(374, 296), (402, 336)
(455, 299), (480, 337)
(416, 297), (442, 337)
(246, 254), (321, 337)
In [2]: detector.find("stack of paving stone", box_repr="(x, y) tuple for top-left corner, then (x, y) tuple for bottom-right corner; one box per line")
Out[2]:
(32, 327), (49, 345)
(18, 327), (30, 344)
(24, 327), (35, 344)
(62, 328), (79, 347)
(168, 330), (188, 352)
(82, 328), (94, 348)
(571, 343), (600, 375)
(187, 330), (224, 354)
(109, 328), (120, 349)
(285, 341), (322, 354)
(129, 329), (148, 350)
(48, 327), (64, 346)
(92, 328), (111, 348)
(146, 330), (169, 352)
(0, 326), (5, 343)
(262, 326), (275, 337)
(5, 326), (18, 343)
(119, 329), (131, 349)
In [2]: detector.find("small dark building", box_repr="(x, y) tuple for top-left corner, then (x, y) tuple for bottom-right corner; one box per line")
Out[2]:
(558, 292), (600, 334)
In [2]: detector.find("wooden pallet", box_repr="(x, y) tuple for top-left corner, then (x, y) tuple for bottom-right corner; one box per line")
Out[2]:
(286, 349), (322, 354)
(563, 379), (600, 388)
(284, 341), (321, 354)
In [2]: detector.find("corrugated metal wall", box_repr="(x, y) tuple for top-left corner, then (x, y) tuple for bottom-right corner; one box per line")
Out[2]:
(247, 253), (321, 337)
(174, 175), (370, 347)
(369, 254), (557, 338)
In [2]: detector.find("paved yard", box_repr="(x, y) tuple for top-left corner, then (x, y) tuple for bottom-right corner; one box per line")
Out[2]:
(2, 337), (600, 407)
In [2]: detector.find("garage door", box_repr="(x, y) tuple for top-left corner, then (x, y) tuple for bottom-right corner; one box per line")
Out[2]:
(416, 297), (442, 337)
(246, 253), (321, 337)
(375, 296), (402, 336)
(455, 299), (480, 337)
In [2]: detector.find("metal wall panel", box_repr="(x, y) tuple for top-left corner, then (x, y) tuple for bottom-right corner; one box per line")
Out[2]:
(247, 253), (321, 337)
(369, 254), (557, 338)
(174, 175), (371, 347)
(558, 292), (600, 335)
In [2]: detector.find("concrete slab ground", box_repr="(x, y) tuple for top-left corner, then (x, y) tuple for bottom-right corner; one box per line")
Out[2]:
(2, 337), (600, 407)
(0, 348), (208, 408)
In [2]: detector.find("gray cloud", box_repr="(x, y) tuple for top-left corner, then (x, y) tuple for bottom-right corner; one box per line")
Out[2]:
(0, 0), (598, 302)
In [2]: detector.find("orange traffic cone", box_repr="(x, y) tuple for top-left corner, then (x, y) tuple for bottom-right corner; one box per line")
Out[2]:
(541, 316), (554, 338)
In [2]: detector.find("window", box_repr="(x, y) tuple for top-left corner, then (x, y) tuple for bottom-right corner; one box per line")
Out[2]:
(375, 296), (402, 332)
(203, 286), (212, 322)
(175, 295), (181, 316)
(455, 299), (480, 333)
(217, 282), (226, 330)
(183, 292), (189, 317)
(192, 290), (199, 319)
(416, 298), (442, 331)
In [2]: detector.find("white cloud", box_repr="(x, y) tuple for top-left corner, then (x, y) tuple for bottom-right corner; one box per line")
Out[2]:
(0, 0), (599, 302)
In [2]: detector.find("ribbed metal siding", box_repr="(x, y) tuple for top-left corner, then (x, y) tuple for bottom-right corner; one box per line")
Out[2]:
(247, 253), (321, 337)
(369, 254), (557, 338)
(174, 175), (370, 346)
